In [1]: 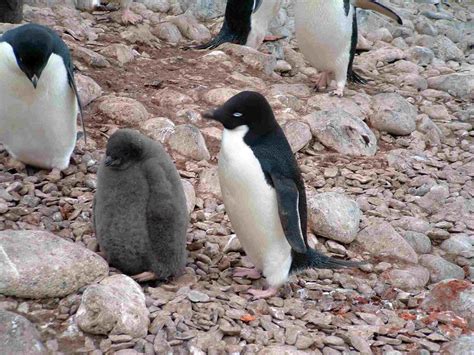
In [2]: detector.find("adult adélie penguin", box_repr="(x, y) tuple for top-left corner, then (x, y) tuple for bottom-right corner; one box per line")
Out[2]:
(0, 23), (86, 171)
(295, 0), (403, 97)
(204, 91), (364, 299)
(195, 0), (282, 50)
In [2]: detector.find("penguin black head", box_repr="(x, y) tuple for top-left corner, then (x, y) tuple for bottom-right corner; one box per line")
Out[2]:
(204, 91), (278, 135)
(105, 129), (145, 169)
(2, 24), (56, 88)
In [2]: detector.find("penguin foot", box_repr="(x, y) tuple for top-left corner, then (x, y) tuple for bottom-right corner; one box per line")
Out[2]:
(233, 267), (261, 280)
(247, 287), (278, 300)
(330, 87), (344, 97)
(132, 271), (157, 283)
(263, 35), (286, 42)
(312, 72), (330, 92)
(25, 164), (39, 176)
(121, 9), (142, 25)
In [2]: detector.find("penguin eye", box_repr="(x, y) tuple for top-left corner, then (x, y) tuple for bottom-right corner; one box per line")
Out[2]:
(233, 112), (243, 117)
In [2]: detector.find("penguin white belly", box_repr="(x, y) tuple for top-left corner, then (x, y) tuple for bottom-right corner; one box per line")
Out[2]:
(246, 0), (282, 49)
(0, 43), (78, 170)
(295, 0), (353, 76)
(218, 126), (292, 287)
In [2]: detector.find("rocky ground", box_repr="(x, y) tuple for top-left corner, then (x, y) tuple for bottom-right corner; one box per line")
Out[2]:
(0, 0), (473, 354)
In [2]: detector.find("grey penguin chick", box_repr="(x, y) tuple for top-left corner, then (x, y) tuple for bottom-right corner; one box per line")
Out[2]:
(295, 0), (402, 97)
(204, 92), (364, 299)
(94, 129), (188, 282)
(0, 23), (85, 170)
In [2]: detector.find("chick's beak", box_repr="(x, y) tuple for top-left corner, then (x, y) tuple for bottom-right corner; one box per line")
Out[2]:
(104, 156), (113, 166)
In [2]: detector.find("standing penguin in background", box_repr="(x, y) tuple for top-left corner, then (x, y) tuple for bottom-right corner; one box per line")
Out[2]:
(94, 129), (188, 283)
(75, 0), (141, 25)
(0, 0), (23, 23)
(195, 0), (282, 50)
(204, 92), (364, 299)
(295, 0), (402, 96)
(0, 23), (85, 171)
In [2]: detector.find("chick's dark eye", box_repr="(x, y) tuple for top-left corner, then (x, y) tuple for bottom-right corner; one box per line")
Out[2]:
(233, 112), (243, 117)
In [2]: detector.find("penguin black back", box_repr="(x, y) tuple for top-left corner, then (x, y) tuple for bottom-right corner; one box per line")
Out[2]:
(194, 0), (256, 49)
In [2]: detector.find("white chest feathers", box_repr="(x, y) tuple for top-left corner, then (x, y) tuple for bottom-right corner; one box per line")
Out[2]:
(218, 126), (292, 287)
(0, 42), (78, 170)
(295, 0), (353, 72)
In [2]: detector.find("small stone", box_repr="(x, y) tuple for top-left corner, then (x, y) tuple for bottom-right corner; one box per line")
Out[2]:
(98, 96), (149, 124)
(0, 310), (47, 354)
(385, 266), (430, 291)
(370, 93), (417, 136)
(203, 88), (241, 106)
(187, 290), (210, 303)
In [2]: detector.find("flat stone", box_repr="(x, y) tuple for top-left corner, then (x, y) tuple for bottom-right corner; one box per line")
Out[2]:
(356, 221), (418, 263)
(370, 93), (417, 136)
(427, 73), (474, 100)
(419, 255), (465, 283)
(0, 230), (108, 299)
(305, 109), (377, 156)
(385, 265), (430, 291)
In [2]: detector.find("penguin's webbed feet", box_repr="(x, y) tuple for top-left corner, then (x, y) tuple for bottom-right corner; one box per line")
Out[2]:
(247, 287), (278, 300)
(233, 267), (261, 280)
(132, 271), (157, 283)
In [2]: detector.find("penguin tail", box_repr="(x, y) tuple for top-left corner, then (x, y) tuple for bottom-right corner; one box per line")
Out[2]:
(291, 248), (366, 273)
(347, 69), (367, 85)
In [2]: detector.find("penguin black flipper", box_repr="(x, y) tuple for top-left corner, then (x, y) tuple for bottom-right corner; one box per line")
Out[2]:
(270, 173), (307, 254)
(351, 0), (403, 25)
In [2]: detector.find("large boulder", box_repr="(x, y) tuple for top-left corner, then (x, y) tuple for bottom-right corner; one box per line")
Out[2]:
(0, 230), (108, 298)
(76, 275), (150, 338)
(304, 109), (377, 156)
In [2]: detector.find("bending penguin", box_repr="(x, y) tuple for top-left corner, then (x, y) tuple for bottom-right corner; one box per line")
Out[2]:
(94, 129), (188, 283)
(295, 0), (403, 97)
(0, 23), (85, 171)
(195, 0), (282, 50)
(204, 91), (364, 299)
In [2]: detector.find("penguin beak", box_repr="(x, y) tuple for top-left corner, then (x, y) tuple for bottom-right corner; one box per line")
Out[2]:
(30, 75), (39, 89)
(203, 110), (216, 121)
(105, 155), (122, 167)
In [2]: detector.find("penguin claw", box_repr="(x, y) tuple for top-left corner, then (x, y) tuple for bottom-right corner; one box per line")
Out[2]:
(247, 287), (278, 300)
(233, 267), (261, 279)
(330, 88), (344, 97)
(132, 271), (157, 283)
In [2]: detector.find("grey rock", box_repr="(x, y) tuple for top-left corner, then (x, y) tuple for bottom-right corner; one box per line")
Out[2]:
(417, 35), (463, 61)
(172, 0), (226, 20)
(136, 0), (170, 12)
(98, 96), (149, 124)
(76, 275), (149, 338)
(370, 93), (417, 136)
(258, 346), (309, 355)
(357, 221), (418, 263)
(416, 184), (449, 213)
(168, 124), (210, 161)
(386, 266), (430, 290)
(204, 88), (241, 106)
(282, 121), (312, 153)
(441, 234), (473, 256)
(427, 74), (474, 100)
(0, 230), (108, 299)
(0, 310), (47, 355)
(401, 231), (432, 254)
(139, 117), (175, 144)
(197, 166), (221, 198)
(220, 43), (277, 75)
(391, 216), (430, 234)
(307, 192), (361, 244)
(152, 22), (182, 44)
(168, 12), (211, 42)
(181, 179), (196, 214)
(99, 44), (136, 66)
(416, 114), (443, 146)
(406, 46), (435, 66)
(75, 74), (103, 107)
(419, 255), (465, 283)
(305, 109), (377, 156)
(441, 336), (474, 355)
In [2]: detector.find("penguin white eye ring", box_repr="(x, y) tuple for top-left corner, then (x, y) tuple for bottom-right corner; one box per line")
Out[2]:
(233, 112), (243, 117)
